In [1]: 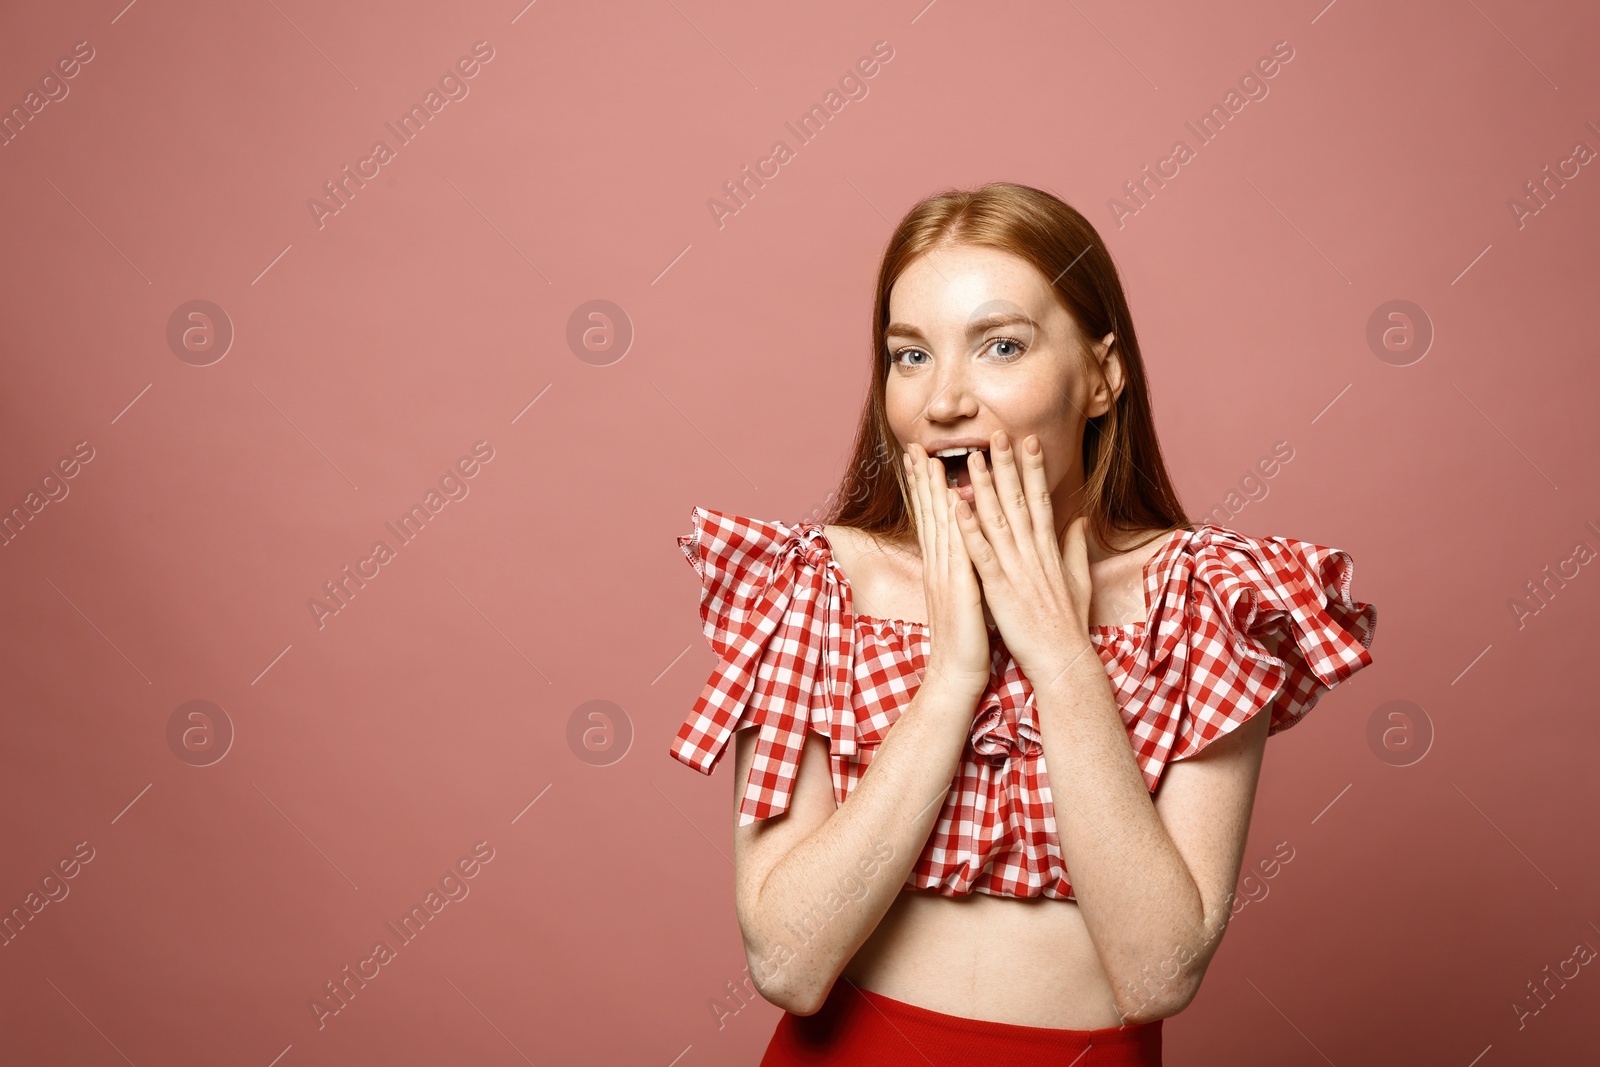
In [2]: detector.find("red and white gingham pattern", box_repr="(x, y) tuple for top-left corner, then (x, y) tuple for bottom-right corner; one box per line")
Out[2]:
(670, 506), (1377, 900)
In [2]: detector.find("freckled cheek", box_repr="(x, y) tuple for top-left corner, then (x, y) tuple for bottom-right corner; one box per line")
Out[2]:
(883, 392), (916, 441)
(992, 386), (1077, 485)
(983, 382), (1058, 441)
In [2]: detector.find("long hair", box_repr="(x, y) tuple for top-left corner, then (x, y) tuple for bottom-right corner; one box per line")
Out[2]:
(817, 181), (1189, 556)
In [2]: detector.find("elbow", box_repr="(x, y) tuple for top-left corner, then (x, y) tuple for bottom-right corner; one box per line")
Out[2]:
(1113, 987), (1195, 1025)
(742, 940), (830, 1016)
(1112, 913), (1226, 1023)
(766, 981), (829, 1017)
(747, 964), (828, 1016)
(1110, 966), (1203, 1025)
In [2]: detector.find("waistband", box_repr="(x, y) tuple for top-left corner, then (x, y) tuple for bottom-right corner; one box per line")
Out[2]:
(761, 978), (1163, 1065)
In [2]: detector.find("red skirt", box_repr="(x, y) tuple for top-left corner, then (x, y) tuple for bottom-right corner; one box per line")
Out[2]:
(759, 978), (1163, 1066)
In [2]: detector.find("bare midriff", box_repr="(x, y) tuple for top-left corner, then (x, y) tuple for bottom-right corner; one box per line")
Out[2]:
(840, 887), (1128, 1029)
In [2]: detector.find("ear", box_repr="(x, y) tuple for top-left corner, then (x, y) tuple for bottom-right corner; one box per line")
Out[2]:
(1085, 332), (1124, 418)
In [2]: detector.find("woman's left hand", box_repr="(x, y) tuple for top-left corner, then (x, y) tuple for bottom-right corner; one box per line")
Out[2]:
(950, 430), (1095, 685)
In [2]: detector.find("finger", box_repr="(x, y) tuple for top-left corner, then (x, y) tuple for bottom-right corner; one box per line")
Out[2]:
(905, 448), (926, 559)
(916, 448), (938, 568)
(1017, 433), (1058, 565)
(984, 430), (1040, 567)
(928, 454), (948, 577)
(909, 448), (949, 690)
(1065, 516), (1099, 633)
(951, 496), (997, 577)
(1060, 515), (1088, 575)
(1063, 517), (1092, 611)
(948, 487), (972, 567)
(967, 434), (1020, 570)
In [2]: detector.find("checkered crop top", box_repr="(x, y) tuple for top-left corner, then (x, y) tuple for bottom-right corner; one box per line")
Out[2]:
(669, 506), (1377, 900)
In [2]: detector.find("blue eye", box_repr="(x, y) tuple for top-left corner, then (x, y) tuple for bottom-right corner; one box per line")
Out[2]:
(890, 337), (1027, 367)
(987, 336), (1025, 361)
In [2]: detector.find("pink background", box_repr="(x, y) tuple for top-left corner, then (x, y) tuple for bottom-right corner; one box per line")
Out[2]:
(2, 0), (1596, 1063)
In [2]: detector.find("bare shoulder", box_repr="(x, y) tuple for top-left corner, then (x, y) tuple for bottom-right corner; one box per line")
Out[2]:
(1094, 525), (1184, 569)
(823, 523), (909, 575)
(824, 523), (924, 623)
(1087, 525), (1187, 627)
(1116, 525), (1184, 564)
(822, 523), (892, 588)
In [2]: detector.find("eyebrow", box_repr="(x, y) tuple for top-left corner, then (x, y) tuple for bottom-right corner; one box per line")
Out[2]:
(885, 311), (1043, 339)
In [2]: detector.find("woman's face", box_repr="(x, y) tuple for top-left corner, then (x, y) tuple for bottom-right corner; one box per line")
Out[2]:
(884, 242), (1121, 540)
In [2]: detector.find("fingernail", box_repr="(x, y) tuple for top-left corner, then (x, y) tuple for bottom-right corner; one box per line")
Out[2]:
(995, 431), (1010, 452)
(1025, 435), (1040, 455)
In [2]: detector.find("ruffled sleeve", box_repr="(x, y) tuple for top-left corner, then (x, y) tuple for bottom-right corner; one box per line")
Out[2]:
(1137, 525), (1377, 770)
(668, 506), (857, 826)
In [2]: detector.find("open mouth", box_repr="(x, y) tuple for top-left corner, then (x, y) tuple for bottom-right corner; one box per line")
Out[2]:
(942, 448), (991, 489)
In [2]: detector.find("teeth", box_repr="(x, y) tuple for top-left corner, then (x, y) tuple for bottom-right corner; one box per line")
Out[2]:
(930, 446), (985, 487)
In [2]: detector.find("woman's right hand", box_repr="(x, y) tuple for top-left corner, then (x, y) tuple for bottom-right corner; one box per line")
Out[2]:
(904, 445), (992, 700)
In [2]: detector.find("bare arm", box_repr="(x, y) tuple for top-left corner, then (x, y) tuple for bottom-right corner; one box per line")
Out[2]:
(734, 452), (992, 1015)
(1034, 644), (1271, 1023)
(730, 672), (979, 1016)
(946, 434), (1275, 1024)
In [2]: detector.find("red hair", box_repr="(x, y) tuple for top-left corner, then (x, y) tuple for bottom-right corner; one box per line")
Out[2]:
(817, 181), (1189, 554)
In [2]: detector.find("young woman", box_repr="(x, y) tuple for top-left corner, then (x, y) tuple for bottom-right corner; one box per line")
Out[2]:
(670, 182), (1377, 1064)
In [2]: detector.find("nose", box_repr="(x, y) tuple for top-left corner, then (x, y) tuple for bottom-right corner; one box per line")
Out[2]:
(921, 358), (978, 423)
